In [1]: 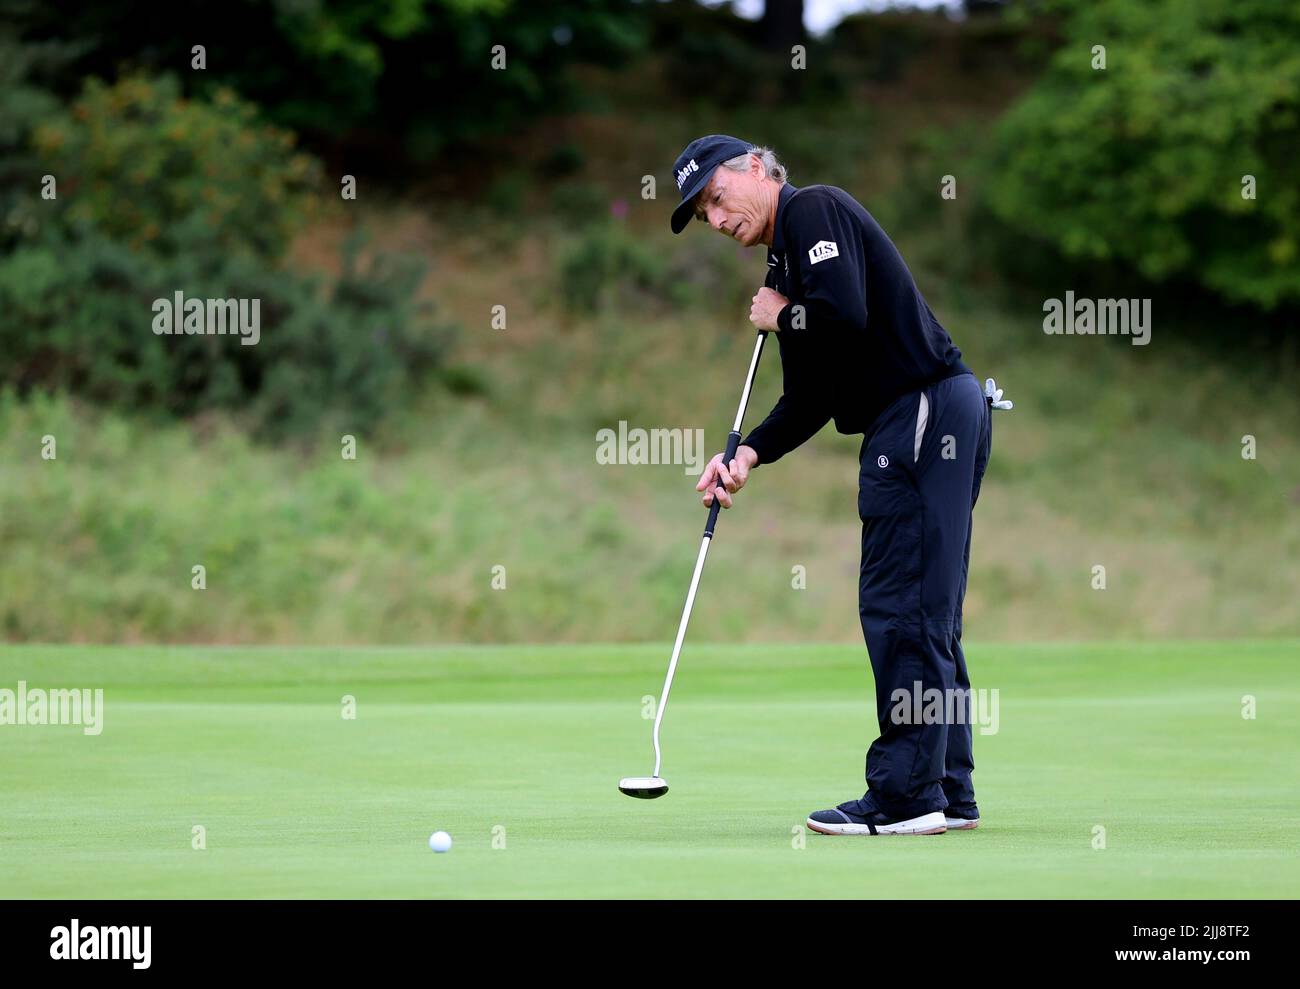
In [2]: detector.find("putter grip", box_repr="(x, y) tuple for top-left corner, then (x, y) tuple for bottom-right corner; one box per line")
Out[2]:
(704, 430), (743, 537)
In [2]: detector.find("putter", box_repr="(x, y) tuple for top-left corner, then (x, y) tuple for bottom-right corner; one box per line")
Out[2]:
(619, 330), (769, 799)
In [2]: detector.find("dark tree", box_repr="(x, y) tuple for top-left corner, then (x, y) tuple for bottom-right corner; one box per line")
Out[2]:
(965, 0), (1010, 16)
(761, 0), (805, 51)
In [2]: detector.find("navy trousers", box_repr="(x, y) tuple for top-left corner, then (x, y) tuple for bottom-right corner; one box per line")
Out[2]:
(849, 371), (991, 821)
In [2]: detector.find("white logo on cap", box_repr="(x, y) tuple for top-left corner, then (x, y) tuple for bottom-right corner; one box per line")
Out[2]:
(809, 240), (839, 265)
(675, 158), (699, 190)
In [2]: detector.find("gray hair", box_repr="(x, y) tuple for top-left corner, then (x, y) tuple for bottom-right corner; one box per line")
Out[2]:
(720, 146), (787, 185)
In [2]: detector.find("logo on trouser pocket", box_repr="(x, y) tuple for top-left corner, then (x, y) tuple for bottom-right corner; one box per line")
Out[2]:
(877, 454), (889, 469)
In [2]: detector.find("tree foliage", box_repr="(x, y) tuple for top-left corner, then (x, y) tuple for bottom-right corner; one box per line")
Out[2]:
(1, 71), (450, 438)
(983, 0), (1300, 309)
(5, 0), (648, 162)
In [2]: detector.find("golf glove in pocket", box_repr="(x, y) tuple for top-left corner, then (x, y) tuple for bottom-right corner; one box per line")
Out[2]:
(984, 377), (1013, 411)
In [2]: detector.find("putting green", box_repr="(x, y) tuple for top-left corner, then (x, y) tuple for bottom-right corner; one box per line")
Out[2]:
(1, 641), (1295, 898)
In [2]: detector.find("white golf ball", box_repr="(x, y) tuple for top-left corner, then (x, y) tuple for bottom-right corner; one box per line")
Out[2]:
(428, 831), (452, 853)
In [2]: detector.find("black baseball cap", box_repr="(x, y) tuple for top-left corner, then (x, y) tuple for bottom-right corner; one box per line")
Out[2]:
(669, 134), (753, 234)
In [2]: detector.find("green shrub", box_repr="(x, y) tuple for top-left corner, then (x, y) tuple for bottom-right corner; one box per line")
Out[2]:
(554, 221), (757, 316)
(0, 225), (451, 440)
(556, 222), (676, 314)
(1, 72), (454, 437)
(30, 75), (319, 259)
(0, 29), (64, 237)
(981, 0), (1300, 310)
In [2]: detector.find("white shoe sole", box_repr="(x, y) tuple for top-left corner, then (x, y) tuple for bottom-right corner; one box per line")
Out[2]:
(806, 810), (947, 836)
(944, 817), (980, 830)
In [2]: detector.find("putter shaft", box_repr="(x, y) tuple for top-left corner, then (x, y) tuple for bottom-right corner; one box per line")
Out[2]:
(650, 331), (768, 778)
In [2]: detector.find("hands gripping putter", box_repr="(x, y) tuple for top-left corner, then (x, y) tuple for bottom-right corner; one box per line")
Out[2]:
(619, 331), (768, 799)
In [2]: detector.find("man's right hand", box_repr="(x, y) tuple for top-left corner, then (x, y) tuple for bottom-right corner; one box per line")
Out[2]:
(697, 445), (759, 509)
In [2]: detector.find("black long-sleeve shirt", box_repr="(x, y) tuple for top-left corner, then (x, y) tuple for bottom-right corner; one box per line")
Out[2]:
(741, 183), (969, 464)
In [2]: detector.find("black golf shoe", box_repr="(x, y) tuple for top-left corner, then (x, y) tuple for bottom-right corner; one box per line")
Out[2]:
(806, 802), (947, 836)
(943, 804), (981, 830)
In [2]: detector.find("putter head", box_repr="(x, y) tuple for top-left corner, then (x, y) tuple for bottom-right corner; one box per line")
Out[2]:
(618, 776), (669, 799)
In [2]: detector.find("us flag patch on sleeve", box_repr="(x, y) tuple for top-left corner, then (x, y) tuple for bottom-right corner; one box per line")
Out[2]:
(808, 240), (839, 264)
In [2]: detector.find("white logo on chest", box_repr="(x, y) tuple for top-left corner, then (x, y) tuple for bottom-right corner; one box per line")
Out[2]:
(808, 240), (839, 265)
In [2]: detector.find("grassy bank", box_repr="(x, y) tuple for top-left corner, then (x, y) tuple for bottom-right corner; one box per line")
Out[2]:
(2, 267), (1296, 644)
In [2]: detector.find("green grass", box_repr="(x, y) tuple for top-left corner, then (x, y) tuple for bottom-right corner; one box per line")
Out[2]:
(2, 641), (1296, 898)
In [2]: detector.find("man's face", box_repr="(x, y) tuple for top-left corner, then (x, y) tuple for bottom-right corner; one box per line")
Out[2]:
(693, 156), (770, 247)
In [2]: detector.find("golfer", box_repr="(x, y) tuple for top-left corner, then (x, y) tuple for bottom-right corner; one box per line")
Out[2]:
(671, 134), (1009, 836)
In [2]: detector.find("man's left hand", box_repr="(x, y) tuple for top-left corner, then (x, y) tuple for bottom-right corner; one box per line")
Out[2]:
(749, 287), (789, 331)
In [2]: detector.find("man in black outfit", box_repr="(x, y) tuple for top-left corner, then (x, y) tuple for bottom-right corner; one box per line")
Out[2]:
(670, 134), (1009, 836)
